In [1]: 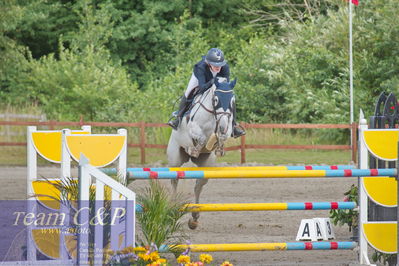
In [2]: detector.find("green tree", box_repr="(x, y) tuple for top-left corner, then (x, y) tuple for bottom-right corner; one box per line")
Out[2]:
(13, 1), (139, 121)
(0, 0), (31, 103)
(354, 0), (399, 118)
(5, 0), (79, 59)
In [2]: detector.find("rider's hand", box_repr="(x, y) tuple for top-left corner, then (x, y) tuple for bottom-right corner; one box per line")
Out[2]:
(198, 79), (214, 94)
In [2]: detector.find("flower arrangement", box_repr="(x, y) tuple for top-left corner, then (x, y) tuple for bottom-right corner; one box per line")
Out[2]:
(176, 253), (213, 265)
(329, 184), (358, 232)
(106, 244), (166, 265)
(106, 244), (234, 266)
(176, 252), (233, 266)
(175, 242), (232, 266)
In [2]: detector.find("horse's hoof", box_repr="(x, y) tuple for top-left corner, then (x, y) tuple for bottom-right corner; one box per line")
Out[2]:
(190, 152), (200, 158)
(188, 218), (198, 230)
(215, 150), (225, 157)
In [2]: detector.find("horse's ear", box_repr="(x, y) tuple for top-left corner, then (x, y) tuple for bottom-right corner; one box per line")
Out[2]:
(214, 77), (219, 87)
(231, 78), (237, 88)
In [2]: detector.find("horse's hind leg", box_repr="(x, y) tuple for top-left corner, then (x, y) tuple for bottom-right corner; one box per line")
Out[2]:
(188, 152), (216, 229)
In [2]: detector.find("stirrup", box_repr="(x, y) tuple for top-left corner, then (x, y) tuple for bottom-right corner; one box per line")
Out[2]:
(167, 117), (180, 130)
(232, 125), (246, 138)
(171, 111), (178, 117)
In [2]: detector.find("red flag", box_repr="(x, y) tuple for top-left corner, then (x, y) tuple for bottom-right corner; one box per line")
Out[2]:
(351, 0), (359, 5)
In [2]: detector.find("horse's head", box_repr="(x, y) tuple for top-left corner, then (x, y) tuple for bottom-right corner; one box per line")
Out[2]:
(212, 78), (237, 141)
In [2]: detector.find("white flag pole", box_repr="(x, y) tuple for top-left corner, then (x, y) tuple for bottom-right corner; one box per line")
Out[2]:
(349, 1), (354, 124)
(349, 0), (354, 152)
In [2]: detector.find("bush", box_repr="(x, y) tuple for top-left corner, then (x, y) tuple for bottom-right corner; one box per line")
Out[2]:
(15, 44), (138, 122)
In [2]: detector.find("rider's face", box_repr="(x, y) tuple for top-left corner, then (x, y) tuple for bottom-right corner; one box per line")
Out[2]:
(209, 64), (222, 73)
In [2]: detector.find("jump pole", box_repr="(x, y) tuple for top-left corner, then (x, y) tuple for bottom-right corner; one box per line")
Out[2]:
(127, 168), (396, 180)
(103, 165), (355, 174)
(184, 202), (356, 212)
(161, 241), (357, 252)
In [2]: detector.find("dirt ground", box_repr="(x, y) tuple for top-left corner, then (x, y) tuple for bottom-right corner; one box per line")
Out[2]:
(0, 165), (363, 266)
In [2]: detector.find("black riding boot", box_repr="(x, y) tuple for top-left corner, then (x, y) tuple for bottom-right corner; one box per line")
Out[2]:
(231, 102), (246, 138)
(167, 96), (189, 130)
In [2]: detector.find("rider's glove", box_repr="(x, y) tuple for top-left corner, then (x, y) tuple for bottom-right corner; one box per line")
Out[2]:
(198, 78), (214, 94)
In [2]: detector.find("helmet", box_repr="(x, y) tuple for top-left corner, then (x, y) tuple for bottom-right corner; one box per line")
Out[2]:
(205, 48), (226, 67)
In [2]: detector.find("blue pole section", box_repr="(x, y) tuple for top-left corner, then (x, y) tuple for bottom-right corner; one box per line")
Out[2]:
(286, 241), (357, 250)
(287, 202), (356, 210)
(325, 169), (396, 177)
(286, 165), (354, 170)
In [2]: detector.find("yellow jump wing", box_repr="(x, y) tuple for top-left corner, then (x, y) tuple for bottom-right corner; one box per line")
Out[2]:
(362, 129), (399, 161)
(362, 222), (397, 254)
(31, 132), (63, 163)
(32, 228), (61, 259)
(66, 135), (125, 167)
(32, 229), (77, 259)
(31, 131), (90, 163)
(362, 177), (397, 207)
(31, 180), (61, 210)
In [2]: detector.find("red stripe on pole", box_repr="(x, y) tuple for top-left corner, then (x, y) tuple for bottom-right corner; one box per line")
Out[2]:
(143, 168), (151, 171)
(344, 169), (352, 177)
(330, 242), (338, 249)
(370, 169), (378, 176)
(305, 242), (313, 250)
(149, 171), (158, 179)
(177, 171), (185, 179)
(305, 166), (313, 170)
(330, 165), (338, 170)
(331, 202), (339, 209)
(304, 202), (313, 210)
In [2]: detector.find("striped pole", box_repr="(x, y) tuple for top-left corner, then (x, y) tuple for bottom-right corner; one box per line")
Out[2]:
(127, 168), (396, 180)
(161, 241), (357, 252)
(102, 165), (355, 175)
(184, 202), (356, 212)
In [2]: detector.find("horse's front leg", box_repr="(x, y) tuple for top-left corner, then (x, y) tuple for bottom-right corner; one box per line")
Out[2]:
(188, 153), (215, 230)
(188, 138), (206, 158)
(188, 179), (208, 230)
(187, 123), (207, 158)
(171, 179), (178, 194)
(215, 142), (225, 157)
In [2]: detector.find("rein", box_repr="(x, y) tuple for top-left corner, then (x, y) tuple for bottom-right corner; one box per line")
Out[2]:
(191, 88), (232, 121)
(190, 89), (212, 121)
(190, 87), (232, 139)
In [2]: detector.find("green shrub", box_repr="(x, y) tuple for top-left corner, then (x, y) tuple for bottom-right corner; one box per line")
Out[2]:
(15, 44), (138, 122)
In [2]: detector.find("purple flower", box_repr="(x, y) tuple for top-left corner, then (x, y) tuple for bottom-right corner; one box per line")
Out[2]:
(182, 240), (191, 255)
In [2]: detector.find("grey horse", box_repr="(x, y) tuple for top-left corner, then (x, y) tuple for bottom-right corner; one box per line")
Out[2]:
(167, 78), (237, 229)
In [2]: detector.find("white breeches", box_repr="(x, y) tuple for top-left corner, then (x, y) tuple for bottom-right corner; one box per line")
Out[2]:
(184, 73), (199, 98)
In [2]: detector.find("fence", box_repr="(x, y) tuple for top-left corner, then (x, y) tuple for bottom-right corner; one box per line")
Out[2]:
(0, 120), (357, 164)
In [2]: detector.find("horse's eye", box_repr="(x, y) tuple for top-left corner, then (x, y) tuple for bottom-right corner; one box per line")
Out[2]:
(213, 97), (219, 106)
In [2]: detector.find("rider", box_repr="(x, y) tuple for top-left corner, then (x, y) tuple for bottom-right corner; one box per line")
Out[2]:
(167, 48), (246, 138)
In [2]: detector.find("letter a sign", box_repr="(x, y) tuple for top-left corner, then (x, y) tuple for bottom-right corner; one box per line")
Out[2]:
(296, 219), (324, 241)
